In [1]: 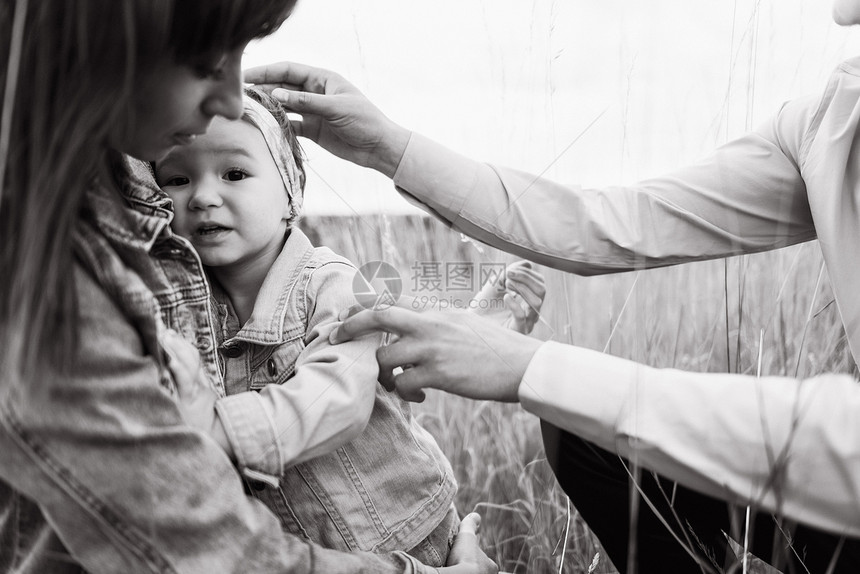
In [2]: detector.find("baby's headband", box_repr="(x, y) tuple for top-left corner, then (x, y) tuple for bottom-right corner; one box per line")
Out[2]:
(242, 95), (302, 206)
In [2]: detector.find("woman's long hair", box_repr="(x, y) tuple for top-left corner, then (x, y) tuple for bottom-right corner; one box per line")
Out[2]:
(0, 0), (296, 378)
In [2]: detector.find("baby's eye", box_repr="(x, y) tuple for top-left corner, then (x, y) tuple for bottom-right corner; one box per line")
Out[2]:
(225, 169), (247, 182)
(162, 175), (189, 187)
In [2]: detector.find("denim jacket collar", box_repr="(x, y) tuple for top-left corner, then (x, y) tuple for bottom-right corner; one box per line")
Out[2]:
(212, 227), (315, 346)
(81, 156), (174, 252)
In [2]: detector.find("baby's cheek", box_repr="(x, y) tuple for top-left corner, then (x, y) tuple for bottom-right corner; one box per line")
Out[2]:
(168, 217), (191, 240)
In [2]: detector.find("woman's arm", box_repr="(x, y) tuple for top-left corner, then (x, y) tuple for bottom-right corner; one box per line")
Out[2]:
(0, 264), (453, 574)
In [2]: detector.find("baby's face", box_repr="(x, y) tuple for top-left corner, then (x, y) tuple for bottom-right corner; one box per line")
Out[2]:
(834, 0), (860, 25)
(155, 116), (291, 270)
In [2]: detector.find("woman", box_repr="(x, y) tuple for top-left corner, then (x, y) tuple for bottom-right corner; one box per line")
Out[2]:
(0, 2), (494, 573)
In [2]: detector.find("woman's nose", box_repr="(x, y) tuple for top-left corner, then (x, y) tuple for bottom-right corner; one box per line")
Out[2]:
(202, 54), (243, 121)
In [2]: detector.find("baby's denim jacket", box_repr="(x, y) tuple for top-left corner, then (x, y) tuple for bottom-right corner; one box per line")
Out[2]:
(210, 228), (457, 554)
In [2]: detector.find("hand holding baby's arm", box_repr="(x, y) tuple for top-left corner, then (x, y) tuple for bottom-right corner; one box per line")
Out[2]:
(470, 261), (546, 334)
(162, 330), (235, 459)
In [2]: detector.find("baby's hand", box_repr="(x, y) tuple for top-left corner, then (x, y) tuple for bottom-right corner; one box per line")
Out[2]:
(162, 330), (234, 458)
(470, 261), (545, 334)
(439, 513), (498, 573)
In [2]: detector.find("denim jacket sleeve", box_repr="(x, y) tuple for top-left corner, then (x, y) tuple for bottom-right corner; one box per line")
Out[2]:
(0, 264), (431, 574)
(392, 96), (817, 275)
(215, 260), (381, 476)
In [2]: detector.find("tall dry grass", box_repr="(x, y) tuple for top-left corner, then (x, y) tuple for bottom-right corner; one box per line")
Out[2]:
(302, 213), (853, 574)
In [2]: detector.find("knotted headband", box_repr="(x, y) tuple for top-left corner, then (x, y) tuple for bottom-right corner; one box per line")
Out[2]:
(241, 95), (303, 211)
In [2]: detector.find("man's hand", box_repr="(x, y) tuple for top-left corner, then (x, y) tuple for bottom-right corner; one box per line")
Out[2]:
(330, 306), (542, 403)
(244, 61), (411, 178)
(471, 261), (546, 334)
(161, 330), (234, 459)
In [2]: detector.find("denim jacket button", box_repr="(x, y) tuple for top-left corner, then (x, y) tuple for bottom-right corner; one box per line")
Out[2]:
(266, 358), (277, 377)
(221, 344), (243, 359)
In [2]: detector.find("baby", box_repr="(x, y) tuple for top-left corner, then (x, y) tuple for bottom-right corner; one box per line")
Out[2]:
(155, 88), (544, 566)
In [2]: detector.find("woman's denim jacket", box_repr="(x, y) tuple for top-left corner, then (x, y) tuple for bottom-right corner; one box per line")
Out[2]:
(0, 158), (433, 574)
(211, 228), (457, 555)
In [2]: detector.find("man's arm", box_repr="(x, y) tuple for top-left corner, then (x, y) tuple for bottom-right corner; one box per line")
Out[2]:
(520, 341), (860, 538)
(247, 62), (817, 275)
(391, 118), (815, 275)
(332, 305), (860, 539)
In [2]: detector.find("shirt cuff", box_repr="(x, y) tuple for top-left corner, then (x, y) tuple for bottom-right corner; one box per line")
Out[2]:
(517, 341), (644, 446)
(215, 392), (284, 477)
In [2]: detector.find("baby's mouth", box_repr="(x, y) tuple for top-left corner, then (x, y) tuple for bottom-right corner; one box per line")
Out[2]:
(196, 224), (230, 236)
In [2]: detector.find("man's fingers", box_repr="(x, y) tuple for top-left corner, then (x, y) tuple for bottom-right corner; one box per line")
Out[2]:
(397, 385), (426, 403)
(375, 334), (422, 393)
(377, 365), (396, 392)
(338, 303), (365, 321)
(338, 296), (420, 323)
(391, 367), (427, 403)
(245, 82), (306, 96)
(330, 307), (417, 344)
(244, 61), (318, 89)
(271, 88), (331, 116)
(376, 343), (416, 391)
(376, 342), (429, 402)
(376, 341), (418, 372)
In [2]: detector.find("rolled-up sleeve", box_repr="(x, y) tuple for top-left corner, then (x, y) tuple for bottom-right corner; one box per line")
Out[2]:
(216, 260), (380, 476)
(519, 341), (860, 538)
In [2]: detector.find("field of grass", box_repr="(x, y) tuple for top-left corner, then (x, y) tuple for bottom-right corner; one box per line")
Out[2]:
(303, 213), (854, 574)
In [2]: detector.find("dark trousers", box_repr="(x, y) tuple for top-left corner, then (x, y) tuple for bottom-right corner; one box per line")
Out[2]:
(543, 424), (860, 573)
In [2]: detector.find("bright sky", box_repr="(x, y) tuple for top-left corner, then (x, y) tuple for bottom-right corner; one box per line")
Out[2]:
(244, 0), (860, 215)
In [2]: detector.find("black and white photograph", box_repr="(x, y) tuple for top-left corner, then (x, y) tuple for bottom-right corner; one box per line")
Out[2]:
(3, 1), (860, 572)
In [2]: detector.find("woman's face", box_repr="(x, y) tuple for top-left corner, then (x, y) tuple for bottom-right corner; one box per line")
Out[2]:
(833, 0), (860, 25)
(114, 45), (247, 161)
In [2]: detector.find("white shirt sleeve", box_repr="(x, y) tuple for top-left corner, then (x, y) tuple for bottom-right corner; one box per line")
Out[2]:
(393, 99), (815, 274)
(518, 341), (860, 538)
